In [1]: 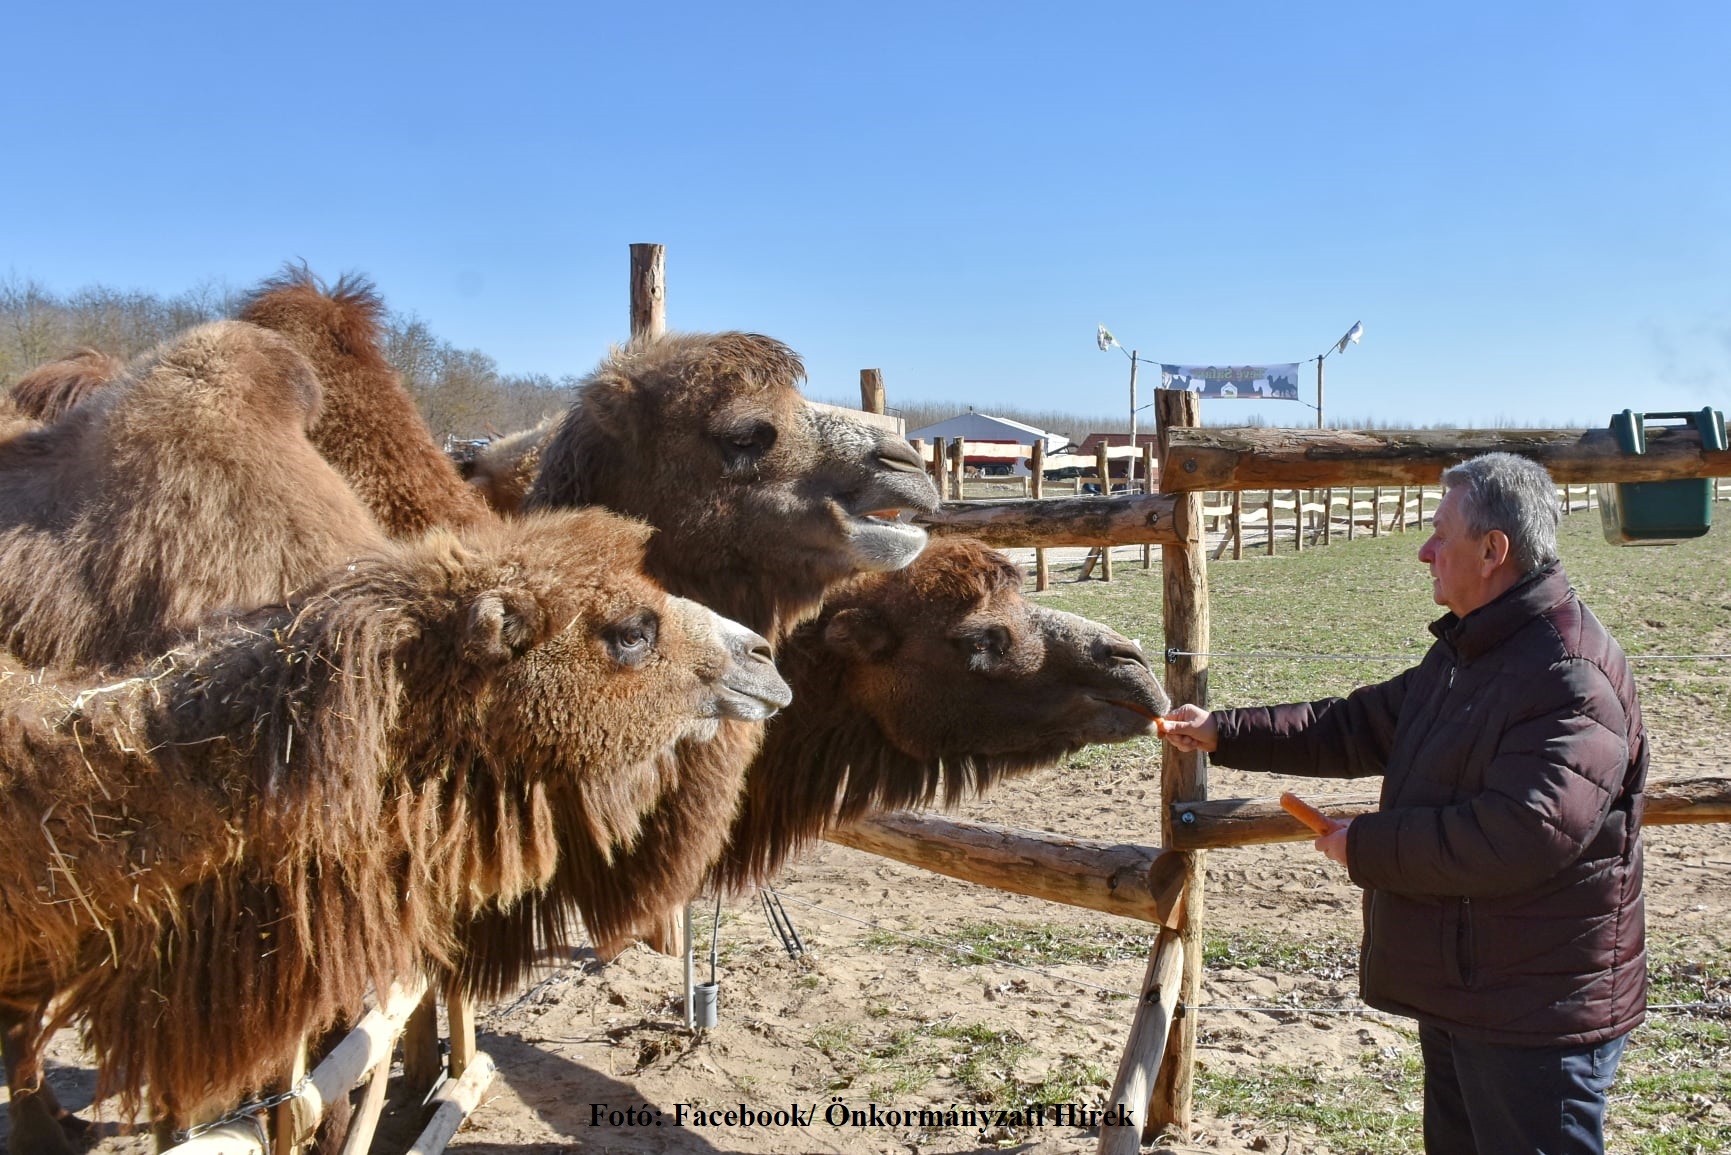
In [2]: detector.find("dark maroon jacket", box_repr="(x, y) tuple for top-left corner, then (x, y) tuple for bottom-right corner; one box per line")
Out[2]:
(1213, 564), (1646, 1046)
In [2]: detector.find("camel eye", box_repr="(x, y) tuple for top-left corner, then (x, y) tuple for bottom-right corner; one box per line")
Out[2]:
(603, 611), (659, 667)
(955, 627), (1010, 662)
(719, 421), (778, 472)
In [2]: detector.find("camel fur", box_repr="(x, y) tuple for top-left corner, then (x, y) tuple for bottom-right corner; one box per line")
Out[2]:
(0, 509), (788, 1128)
(0, 320), (386, 672)
(7, 349), (124, 423)
(466, 418), (555, 515)
(238, 267), (494, 538)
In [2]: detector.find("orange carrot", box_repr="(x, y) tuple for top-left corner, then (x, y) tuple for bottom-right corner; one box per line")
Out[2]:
(1154, 716), (1169, 738)
(1279, 791), (1337, 835)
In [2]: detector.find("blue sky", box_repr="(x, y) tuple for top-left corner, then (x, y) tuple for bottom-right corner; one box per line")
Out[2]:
(6, 1), (1728, 428)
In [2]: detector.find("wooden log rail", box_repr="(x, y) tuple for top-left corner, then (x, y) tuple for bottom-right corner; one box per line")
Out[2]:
(1166, 775), (1731, 851)
(1162, 426), (1731, 491)
(915, 493), (1183, 548)
(164, 979), (430, 1155)
(825, 812), (1188, 928)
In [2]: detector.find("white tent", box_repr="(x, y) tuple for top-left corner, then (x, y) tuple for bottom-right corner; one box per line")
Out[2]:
(905, 413), (1064, 477)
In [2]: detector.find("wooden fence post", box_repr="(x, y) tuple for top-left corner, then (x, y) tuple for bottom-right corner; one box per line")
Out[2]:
(1099, 927), (1186, 1154)
(859, 368), (885, 414)
(1263, 490), (1275, 556)
(1347, 486), (1356, 540)
(628, 243), (666, 340)
(1323, 487), (1333, 545)
(948, 438), (965, 500)
(1396, 485), (1409, 532)
(1147, 389), (1209, 1137)
(1293, 489), (1304, 552)
(1143, 443), (1157, 569)
(1372, 486), (1383, 537)
(1031, 442), (1049, 592)
(1231, 491), (1243, 561)
(1097, 442), (1114, 582)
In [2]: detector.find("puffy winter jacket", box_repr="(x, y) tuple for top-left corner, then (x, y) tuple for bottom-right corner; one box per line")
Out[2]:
(1212, 564), (1646, 1046)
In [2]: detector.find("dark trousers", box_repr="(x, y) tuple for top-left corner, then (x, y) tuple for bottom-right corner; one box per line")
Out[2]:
(1418, 1024), (1627, 1155)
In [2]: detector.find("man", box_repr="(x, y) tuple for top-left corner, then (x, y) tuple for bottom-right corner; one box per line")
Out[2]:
(1164, 452), (1645, 1155)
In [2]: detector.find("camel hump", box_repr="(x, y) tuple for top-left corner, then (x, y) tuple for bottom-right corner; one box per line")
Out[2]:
(116, 320), (325, 437)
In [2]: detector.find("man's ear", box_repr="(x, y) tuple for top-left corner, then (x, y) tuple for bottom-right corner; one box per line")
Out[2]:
(1481, 529), (1512, 574)
(462, 590), (548, 669)
(823, 607), (896, 663)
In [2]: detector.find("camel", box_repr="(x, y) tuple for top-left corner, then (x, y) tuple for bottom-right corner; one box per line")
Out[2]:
(713, 536), (1170, 889)
(465, 417), (554, 515)
(0, 509), (789, 1147)
(525, 331), (939, 643)
(237, 267), (495, 537)
(6, 349), (124, 423)
(0, 320), (387, 671)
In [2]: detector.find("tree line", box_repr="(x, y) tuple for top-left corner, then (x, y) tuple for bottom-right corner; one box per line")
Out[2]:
(0, 277), (579, 440)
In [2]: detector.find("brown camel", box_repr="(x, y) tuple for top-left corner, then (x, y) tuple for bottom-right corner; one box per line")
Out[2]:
(713, 536), (1170, 889)
(465, 417), (554, 514)
(238, 267), (494, 537)
(526, 331), (939, 643)
(6, 349), (124, 423)
(0, 509), (789, 1147)
(0, 320), (386, 671)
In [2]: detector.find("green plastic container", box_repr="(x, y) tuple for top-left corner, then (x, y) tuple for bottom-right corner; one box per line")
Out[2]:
(1597, 408), (1726, 545)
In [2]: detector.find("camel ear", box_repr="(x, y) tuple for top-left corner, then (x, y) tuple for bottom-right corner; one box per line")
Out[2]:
(462, 591), (547, 668)
(823, 607), (896, 663)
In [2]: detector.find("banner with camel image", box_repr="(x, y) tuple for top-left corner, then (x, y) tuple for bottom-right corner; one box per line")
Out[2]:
(1159, 363), (1303, 400)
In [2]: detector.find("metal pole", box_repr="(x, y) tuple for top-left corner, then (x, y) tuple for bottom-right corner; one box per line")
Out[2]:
(682, 904), (695, 1030)
(1316, 354), (1325, 430)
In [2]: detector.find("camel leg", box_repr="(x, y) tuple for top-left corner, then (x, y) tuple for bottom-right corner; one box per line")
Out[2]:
(2, 1010), (74, 1155)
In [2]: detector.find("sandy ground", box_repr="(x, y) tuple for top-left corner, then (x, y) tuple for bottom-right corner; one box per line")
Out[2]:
(7, 535), (1728, 1154)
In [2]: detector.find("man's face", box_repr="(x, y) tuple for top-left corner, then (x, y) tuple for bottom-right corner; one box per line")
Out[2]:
(1418, 488), (1501, 616)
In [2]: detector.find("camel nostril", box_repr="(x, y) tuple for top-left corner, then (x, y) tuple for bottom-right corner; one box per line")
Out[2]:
(876, 441), (928, 474)
(750, 642), (774, 665)
(1100, 639), (1150, 669)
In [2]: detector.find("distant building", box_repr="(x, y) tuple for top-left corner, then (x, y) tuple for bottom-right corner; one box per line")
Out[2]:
(905, 413), (1064, 477)
(1074, 432), (1161, 480)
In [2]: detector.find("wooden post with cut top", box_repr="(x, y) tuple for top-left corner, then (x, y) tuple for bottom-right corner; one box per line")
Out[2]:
(1030, 441), (1049, 591)
(629, 243), (666, 340)
(859, 368), (885, 415)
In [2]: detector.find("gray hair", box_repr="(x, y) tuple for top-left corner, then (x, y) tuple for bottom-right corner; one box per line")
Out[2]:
(1440, 452), (1560, 574)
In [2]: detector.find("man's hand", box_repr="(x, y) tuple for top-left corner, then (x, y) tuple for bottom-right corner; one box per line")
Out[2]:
(1314, 819), (1351, 867)
(1158, 703), (1218, 752)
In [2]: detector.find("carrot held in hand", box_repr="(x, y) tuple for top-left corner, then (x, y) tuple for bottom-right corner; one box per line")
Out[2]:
(1279, 791), (1337, 835)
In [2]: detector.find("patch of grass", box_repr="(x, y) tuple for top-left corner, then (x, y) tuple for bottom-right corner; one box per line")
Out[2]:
(1203, 927), (1359, 981)
(861, 919), (1151, 968)
(1199, 1056), (1424, 1153)
(1022, 1056), (1112, 1107)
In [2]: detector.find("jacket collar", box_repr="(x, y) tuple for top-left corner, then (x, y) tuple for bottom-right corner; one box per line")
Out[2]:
(1428, 562), (1571, 663)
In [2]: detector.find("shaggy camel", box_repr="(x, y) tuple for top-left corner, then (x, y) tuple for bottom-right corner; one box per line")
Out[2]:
(6, 349), (124, 423)
(0, 321), (386, 671)
(465, 417), (554, 514)
(0, 510), (789, 1148)
(714, 536), (1170, 888)
(238, 268), (494, 537)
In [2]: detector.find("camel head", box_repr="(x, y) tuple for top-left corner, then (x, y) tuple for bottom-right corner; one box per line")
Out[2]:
(711, 537), (1170, 890)
(814, 538), (1169, 764)
(525, 331), (940, 640)
(392, 509), (792, 774)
